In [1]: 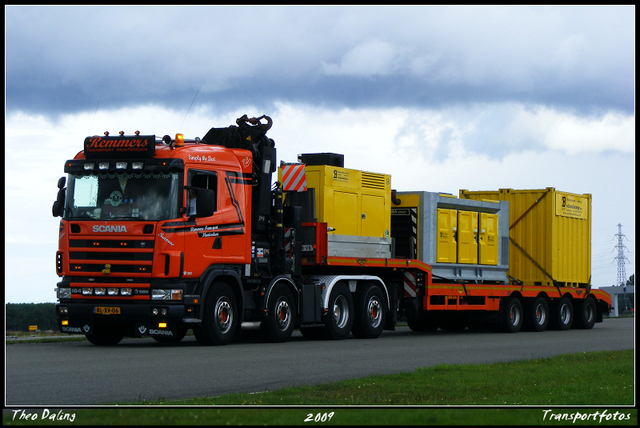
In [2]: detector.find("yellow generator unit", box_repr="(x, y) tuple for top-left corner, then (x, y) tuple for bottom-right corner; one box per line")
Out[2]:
(280, 153), (391, 238)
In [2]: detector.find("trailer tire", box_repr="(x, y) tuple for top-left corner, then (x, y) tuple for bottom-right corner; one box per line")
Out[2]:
(549, 297), (573, 330)
(523, 297), (549, 332)
(502, 297), (523, 333)
(352, 285), (385, 339)
(85, 323), (124, 346)
(262, 284), (296, 342)
(574, 297), (596, 330)
(194, 283), (238, 345)
(323, 283), (354, 340)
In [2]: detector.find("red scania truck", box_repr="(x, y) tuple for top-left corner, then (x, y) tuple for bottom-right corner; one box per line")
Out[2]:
(53, 115), (611, 345)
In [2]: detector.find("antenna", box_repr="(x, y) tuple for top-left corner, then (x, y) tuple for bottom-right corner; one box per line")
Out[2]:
(89, 95), (101, 135)
(180, 89), (200, 132)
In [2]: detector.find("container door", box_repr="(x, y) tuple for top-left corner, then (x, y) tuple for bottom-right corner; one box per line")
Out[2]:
(436, 209), (457, 263)
(479, 213), (498, 265)
(457, 211), (478, 264)
(332, 190), (358, 236)
(361, 194), (386, 237)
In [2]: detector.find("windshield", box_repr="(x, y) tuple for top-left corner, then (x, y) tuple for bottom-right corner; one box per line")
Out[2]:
(64, 171), (180, 221)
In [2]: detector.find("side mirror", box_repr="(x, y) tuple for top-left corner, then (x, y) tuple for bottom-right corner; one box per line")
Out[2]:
(195, 189), (216, 218)
(52, 177), (67, 217)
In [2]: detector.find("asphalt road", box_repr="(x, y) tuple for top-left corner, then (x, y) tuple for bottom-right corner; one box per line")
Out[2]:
(5, 318), (634, 406)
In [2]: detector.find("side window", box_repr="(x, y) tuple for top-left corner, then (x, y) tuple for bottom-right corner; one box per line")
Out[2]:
(187, 170), (217, 215)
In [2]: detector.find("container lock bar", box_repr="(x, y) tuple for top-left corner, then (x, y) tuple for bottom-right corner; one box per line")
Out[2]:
(509, 188), (551, 230)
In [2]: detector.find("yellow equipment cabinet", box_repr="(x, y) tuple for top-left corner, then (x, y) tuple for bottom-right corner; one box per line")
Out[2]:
(457, 210), (478, 264)
(436, 208), (457, 263)
(301, 165), (391, 238)
(460, 188), (592, 287)
(392, 191), (509, 283)
(478, 212), (498, 265)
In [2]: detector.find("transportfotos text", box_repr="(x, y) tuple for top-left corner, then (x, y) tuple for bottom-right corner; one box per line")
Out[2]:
(542, 409), (632, 423)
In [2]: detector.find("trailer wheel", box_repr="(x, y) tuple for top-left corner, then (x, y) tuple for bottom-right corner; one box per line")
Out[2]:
(152, 324), (188, 343)
(323, 283), (354, 340)
(574, 297), (596, 329)
(502, 297), (523, 333)
(262, 284), (296, 342)
(194, 283), (238, 345)
(85, 323), (124, 346)
(352, 285), (386, 339)
(549, 297), (573, 330)
(523, 297), (549, 332)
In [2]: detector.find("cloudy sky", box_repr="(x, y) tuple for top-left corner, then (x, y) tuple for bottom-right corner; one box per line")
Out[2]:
(5, 5), (635, 304)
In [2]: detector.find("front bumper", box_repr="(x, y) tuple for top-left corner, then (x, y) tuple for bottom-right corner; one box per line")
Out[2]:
(56, 302), (192, 338)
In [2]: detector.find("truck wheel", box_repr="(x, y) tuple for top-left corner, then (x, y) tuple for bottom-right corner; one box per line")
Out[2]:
(323, 283), (354, 340)
(502, 297), (523, 333)
(153, 324), (188, 343)
(574, 297), (596, 329)
(262, 284), (296, 342)
(549, 297), (573, 330)
(352, 285), (386, 339)
(194, 283), (238, 345)
(523, 297), (549, 332)
(85, 323), (124, 346)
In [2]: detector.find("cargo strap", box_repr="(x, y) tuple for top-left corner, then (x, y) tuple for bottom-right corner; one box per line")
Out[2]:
(509, 188), (551, 230)
(509, 237), (561, 296)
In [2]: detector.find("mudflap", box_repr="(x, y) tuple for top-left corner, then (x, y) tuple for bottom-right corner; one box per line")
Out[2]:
(59, 320), (93, 335)
(133, 322), (178, 339)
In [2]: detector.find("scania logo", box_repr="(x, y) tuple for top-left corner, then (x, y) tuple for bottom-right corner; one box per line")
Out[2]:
(93, 225), (128, 233)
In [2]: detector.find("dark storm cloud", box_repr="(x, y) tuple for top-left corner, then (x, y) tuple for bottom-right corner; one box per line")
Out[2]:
(5, 5), (634, 118)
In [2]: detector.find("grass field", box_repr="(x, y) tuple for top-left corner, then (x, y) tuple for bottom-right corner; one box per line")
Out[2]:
(3, 350), (635, 426)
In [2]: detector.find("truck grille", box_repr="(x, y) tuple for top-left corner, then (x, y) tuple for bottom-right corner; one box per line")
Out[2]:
(68, 238), (155, 276)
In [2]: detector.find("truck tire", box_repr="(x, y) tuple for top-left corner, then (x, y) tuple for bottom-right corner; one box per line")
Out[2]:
(523, 297), (549, 332)
(85, 323), (124, 346)
(323, 283), (354, 340)
(549, 297), (573, 330)
(501, 296), (523, 333)
(152, 324), (188, 343)
(262, 284), (296, 342)
(351, 285), (385, 339)
(194, 283), (238, 345)
(574, 297), (596, 329)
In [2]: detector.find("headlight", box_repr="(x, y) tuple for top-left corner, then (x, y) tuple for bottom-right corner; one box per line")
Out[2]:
(57, 288), (72, 299)
(120, 288), (133, 296)
(82, 288), (93, 295)
(94, 287), (106, 296)
(151, 289), (183, 300)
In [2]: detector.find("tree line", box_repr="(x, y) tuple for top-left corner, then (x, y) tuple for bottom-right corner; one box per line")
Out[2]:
(6, 303), (58, 332)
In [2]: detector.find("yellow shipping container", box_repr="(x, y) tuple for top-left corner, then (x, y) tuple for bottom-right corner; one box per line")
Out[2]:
(459, 188), (591, 287)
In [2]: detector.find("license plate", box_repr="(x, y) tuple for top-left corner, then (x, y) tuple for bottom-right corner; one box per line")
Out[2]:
(94, 306), (121, 315)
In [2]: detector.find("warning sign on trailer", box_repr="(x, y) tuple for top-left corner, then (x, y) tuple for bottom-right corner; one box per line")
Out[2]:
(556, 193), (588, 219)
